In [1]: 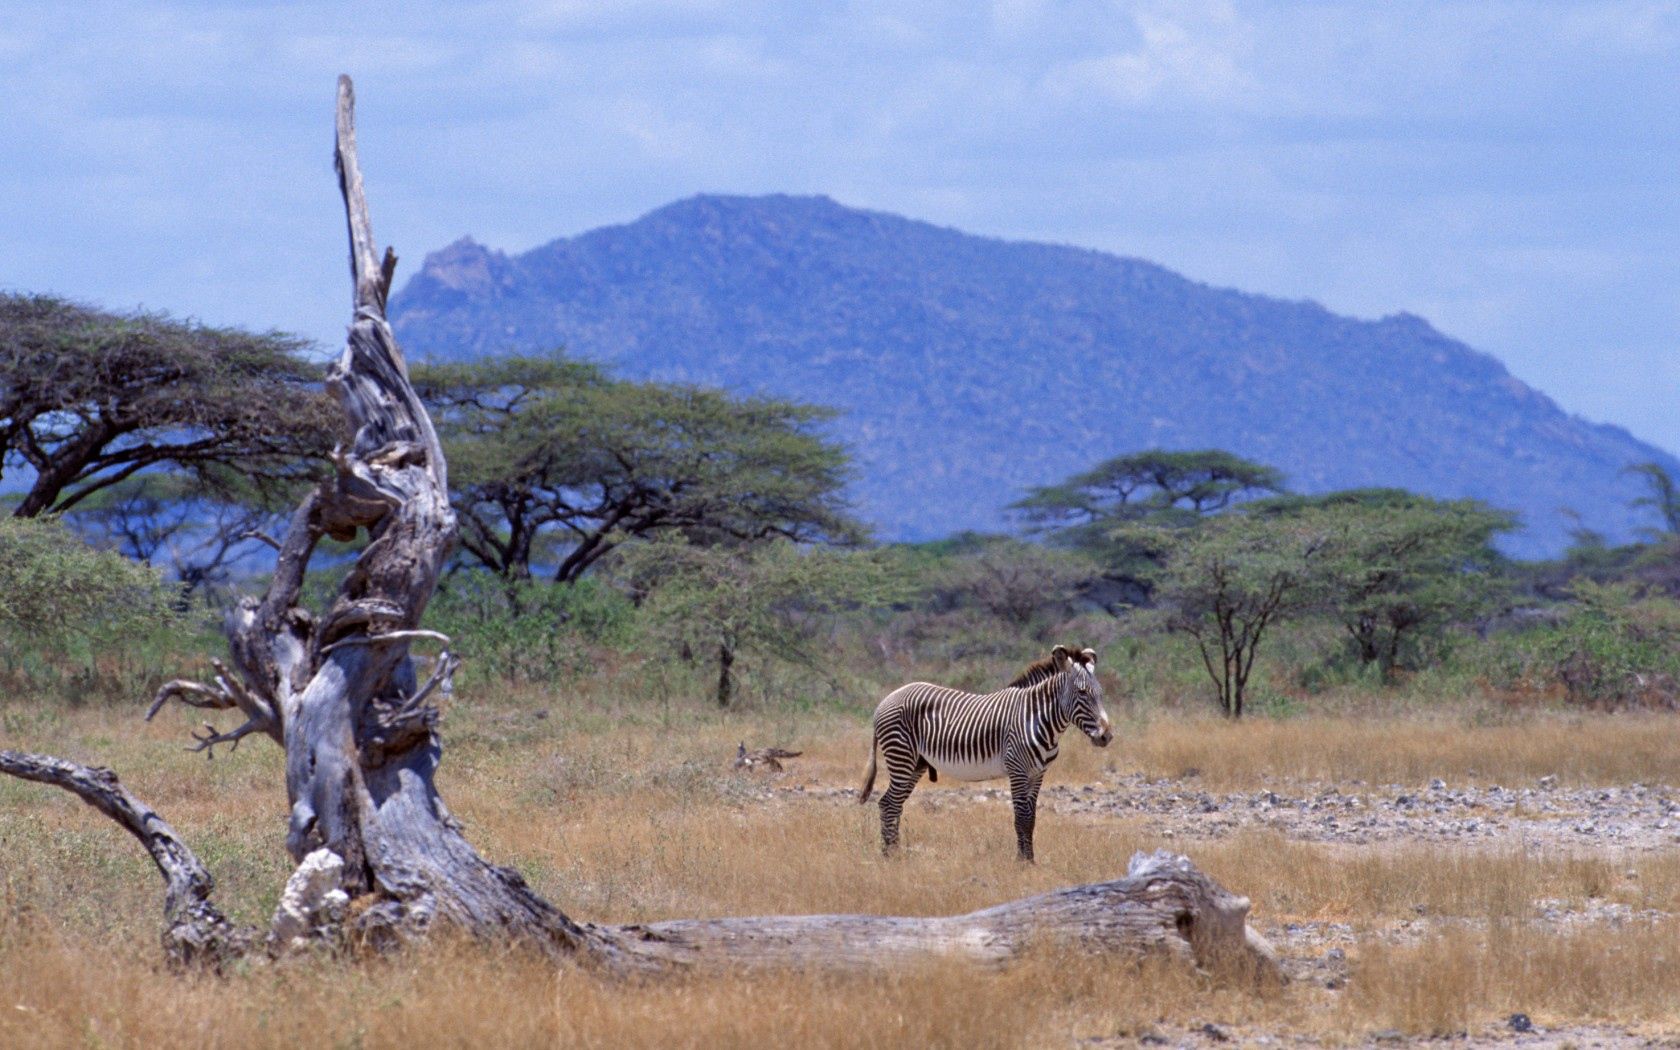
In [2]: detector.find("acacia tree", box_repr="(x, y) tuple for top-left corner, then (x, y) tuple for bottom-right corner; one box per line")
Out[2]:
(0, 78), (1276, 982)
(622, 538), (902, 706)
(1138, 512), (1332, 718)
(62, 470), (292, 600)
(0, 295), (336, 518)
(1013, 449), (1285, 542)
(1012, 450), (1285, 605)
(1277, 491), (1513, 676)
(413, 354), (862, 584)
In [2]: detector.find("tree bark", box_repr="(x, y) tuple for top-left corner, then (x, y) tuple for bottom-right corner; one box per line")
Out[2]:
(596, 850), (1279, 979)
(0, 76), (1280, 988)
(716, 641), (735, 707)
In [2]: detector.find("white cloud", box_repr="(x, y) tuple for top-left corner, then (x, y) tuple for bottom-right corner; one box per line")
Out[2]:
(1043, 0), (1255, 107)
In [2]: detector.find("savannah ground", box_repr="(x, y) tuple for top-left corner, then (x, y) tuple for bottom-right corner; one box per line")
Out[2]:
(3, 651), (1679, 1049)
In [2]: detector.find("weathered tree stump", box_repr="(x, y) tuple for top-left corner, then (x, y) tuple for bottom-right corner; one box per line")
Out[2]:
(0, 76), (1281, 988)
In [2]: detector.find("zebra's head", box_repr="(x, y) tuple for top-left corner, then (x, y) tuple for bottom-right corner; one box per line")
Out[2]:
(1052, 645), (1112, 747)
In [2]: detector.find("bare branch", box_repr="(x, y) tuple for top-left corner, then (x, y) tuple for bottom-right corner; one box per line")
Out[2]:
(147, 656), (281, 747)
(0, 749), (254, 967)
(241, 529), (284, 551)
(318, 628), (451, 656)
(407, 650), (460, 711)
(147, 679), (235, 719)
(189, 718), (263, 758)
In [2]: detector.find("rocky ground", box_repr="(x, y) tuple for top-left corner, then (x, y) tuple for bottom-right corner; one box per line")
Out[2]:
(765, 771), (1680, 1048)
(779, 771), (1680, 853)
(1045, 774), (1680, 854)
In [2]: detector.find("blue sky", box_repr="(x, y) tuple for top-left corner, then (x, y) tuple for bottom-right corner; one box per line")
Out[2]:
(5, 1), (1678, 451)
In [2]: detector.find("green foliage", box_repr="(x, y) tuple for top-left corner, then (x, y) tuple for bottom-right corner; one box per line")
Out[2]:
(1493, 582), (1680, 709)
(1626, 461), (1680, 538)
(0, 517), (173, 642)
(0, 293), (334, 518)
(1267, 491), (1514, 677)
(424, 574), (635, 684)
(1129, 510), (1334, 718)
(621, 538), (907, 707)
(0, 517), (187, 701)
(413, 352), (864, 583)
(916, 535), (1099, 630)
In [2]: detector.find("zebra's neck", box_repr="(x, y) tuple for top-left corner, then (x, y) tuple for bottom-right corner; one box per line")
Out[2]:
(1017, 673), (1072, 738)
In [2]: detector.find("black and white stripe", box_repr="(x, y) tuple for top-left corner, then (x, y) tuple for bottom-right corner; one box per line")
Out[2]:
(857, 645), (1112, 861)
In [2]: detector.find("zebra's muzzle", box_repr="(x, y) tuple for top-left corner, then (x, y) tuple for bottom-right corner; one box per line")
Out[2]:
(1090, 728), (1113, 747)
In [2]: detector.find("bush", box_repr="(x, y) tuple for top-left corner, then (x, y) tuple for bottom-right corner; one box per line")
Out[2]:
(1487, 583), (1680, 709)
(424, 574), (636, 684)
(0, 517), (184, 701)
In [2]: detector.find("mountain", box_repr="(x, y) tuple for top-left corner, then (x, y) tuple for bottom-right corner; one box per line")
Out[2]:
(388, 193), (1676, 558)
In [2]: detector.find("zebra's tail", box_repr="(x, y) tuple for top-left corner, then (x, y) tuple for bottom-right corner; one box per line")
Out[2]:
(857, 733), (878, 804)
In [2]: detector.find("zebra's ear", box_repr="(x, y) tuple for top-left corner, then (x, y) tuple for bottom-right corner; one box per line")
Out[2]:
(1050, 644), (1072, 670)
(1081, 647), (1098, 666)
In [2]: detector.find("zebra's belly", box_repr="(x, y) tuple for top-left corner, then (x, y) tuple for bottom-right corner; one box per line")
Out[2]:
(927, 753), (1007, 782)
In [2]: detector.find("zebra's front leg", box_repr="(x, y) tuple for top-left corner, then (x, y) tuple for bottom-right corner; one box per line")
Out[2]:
(1008, 768), (1044, 862)
(878, 772), (919, 856)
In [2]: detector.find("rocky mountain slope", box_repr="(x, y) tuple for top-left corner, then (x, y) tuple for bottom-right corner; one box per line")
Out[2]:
(389, 194), (1674, 556)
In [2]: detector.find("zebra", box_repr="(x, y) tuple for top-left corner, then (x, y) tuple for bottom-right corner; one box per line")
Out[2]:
(857, 645), (1112, 861)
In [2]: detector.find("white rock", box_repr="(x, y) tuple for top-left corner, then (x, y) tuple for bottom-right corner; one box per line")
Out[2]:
(269, 848), (349, 954)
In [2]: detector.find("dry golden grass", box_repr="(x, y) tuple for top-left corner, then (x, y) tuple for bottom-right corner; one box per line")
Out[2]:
(1346, 920), (1680, 1035)
(4, 700), (1680, 1046)
(1118, 714), (1680, 788)
(0, 920), (1313, 1050)
(1178, 832), (1680, 924)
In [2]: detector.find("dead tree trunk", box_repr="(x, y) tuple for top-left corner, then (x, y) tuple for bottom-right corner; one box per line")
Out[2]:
(134, 73), (618, 962)
(0, 76), (1280, 986)
(601, 850), (1278, 977)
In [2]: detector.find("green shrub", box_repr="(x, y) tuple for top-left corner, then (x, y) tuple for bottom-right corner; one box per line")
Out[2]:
(0, 517), (186, 702)
(1486, 583), (1680, 709)
(424, 574), (636, 684)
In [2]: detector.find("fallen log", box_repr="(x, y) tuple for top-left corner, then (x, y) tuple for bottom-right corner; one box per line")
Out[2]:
(597, 849), (1278, 978)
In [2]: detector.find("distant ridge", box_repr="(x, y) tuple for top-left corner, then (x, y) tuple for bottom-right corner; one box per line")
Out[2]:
(389, 193), (1677, 557)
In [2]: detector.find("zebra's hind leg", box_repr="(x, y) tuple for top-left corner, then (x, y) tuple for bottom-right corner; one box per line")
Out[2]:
(1008, 768), (1044, 862)
(878, 765), (921, 855)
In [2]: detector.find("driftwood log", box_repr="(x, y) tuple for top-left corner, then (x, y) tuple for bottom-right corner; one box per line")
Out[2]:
(0, 76), (1280, 985)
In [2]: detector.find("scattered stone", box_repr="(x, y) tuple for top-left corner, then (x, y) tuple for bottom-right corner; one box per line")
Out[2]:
(1507, 1012), (1534, 1033)
(1539, 775), (1559, 790)
(1196, 1022), (1230, 1042)
(1430, 778), (1446, 791)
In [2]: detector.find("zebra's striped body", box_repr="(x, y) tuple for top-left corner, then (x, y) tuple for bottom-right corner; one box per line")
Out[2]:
(858, 645), (1111, 861)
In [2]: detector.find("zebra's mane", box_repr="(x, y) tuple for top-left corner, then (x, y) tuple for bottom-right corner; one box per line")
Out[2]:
(1005, 648), (1092, 688)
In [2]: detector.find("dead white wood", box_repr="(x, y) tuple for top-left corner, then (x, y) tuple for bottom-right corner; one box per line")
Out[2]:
(595, 850), (1279, 978)
(0, 749), (253, 967)
(0, 76), (1280, 986)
